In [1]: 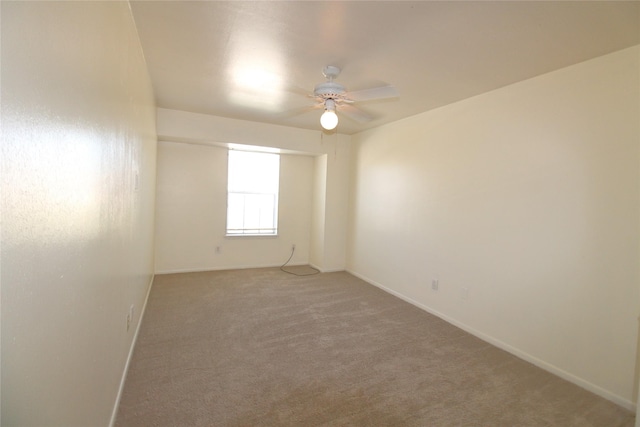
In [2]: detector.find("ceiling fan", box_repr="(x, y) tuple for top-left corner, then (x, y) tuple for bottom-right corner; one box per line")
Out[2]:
(291, 65), (399, 130)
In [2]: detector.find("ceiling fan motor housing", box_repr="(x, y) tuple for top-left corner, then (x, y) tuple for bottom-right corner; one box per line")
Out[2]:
(322, 65), (341, 80)
(314, 81), (346, 100)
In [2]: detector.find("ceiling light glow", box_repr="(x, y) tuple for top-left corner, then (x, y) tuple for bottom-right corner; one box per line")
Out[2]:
(227, 32), (285, 111)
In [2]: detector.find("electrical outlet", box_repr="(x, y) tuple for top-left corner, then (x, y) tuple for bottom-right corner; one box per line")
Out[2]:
(431, 279), (439, 291)
(126, 305), (134, 331)
(461, 287), (469, 300)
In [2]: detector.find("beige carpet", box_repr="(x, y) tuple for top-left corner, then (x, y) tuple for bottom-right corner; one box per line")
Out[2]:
(115, 268), (635, 426)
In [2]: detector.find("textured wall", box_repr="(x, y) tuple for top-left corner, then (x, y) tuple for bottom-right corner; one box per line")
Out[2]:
(154, 141), (314, 273)
(348, 46), (640, 408)
(1, 2), (157, 425)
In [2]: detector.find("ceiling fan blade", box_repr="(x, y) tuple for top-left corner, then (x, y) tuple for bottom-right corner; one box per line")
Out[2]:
(284, 83), (312, 97)
(276, 103), (322, 120)
(346, 85), (399, 102)
(339, 104), (374, 123)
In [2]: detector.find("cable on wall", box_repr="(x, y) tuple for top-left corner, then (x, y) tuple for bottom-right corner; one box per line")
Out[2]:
(280, 246), (320, 276)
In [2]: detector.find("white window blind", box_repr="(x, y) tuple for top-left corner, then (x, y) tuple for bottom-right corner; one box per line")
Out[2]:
(226, 150), (280, 236)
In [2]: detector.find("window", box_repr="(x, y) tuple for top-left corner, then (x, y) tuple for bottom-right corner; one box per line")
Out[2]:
(226, 150), (280, 236)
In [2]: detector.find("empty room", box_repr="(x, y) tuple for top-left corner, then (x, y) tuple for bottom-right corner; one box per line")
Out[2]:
(2, 1), (639, 426)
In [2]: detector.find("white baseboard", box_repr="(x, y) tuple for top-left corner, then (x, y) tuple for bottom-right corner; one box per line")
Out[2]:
(309, 263), (323, 272)
(156, 264), (343, 277)
(346, 269), (636, 413)
(109, 274), (155, 427)
(308, 263), (346, 273)
(155, 262), (310, 275)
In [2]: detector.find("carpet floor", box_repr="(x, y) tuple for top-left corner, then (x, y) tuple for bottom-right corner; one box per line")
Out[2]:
(115, 268), (635, 426)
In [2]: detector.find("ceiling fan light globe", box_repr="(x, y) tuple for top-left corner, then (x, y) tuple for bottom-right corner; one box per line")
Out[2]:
(320, 110), (338, 130)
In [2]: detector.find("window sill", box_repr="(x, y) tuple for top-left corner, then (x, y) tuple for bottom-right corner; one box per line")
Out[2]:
(225, 234), (278, 238)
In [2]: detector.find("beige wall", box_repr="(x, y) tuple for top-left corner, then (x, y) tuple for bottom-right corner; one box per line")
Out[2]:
(1, 2), (157, 426)
(323, 135), (351, 272)
(310, 155), (328, 269)
(154, 141), (314, 272)
(155, 109), (351, 273)
(309, 135), (351, 272)
(348, 46), (640, 409)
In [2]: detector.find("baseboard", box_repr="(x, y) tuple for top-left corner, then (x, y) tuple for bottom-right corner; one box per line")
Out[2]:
(346, 269), (636, 413)
(309, 263), (323, 272)
(155, 262), (310, 275)
(109, 274), (155, 427)
(308, 263), (346, 273)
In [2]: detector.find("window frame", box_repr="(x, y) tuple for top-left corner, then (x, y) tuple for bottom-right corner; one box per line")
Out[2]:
(225, 149), (280, 237)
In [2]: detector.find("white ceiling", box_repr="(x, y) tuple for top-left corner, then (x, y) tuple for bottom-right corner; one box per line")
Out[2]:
(130, 1), (640, 135)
